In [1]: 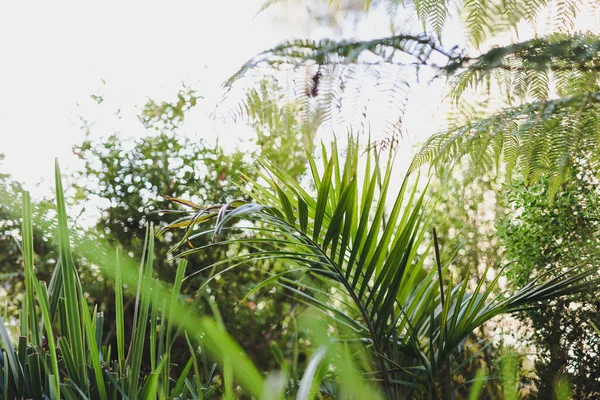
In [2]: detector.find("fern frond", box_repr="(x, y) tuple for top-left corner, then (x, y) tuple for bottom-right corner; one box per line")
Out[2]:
(523, 0), (548, 22)
(445, 33), (600, 103)
(226, 34), (456, 87)
(464, 0), (491, 47)
(555, 0), (581, 32)
(428, 0), (449, 39)
(224, 34), (427, 138)
(409, 91), (600, 197)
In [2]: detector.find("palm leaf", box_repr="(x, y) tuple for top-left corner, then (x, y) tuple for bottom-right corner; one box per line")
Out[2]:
(163, 138), (600, 396)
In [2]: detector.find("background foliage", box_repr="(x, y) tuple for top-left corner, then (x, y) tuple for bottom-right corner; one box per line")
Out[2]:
(499, 164), (600, 398)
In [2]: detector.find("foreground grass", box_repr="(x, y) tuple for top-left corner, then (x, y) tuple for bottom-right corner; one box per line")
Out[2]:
(0, 162), (269, 399)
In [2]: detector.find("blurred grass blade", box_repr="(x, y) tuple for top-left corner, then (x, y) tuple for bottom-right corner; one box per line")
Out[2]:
(198, 317), (264, 398)
(127, 225), (155, 399)
(296, 345), (328, 400)
(0, 316), (22, 394)
(54, 160), (86, 385)
(82, 304), (107, 399)
(21, 191), (40, 347)
(115, 247), (125, 376)
(33, 280), (60, 398)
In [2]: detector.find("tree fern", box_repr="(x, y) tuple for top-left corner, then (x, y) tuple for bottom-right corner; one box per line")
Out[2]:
(410, 34), (600, 199)
(446, 33), (600, 101)
(410, 91), (600, 199)
(259, 0), (591, 44)
(224, 36), (424, 140)
(231, 6), (600, 198)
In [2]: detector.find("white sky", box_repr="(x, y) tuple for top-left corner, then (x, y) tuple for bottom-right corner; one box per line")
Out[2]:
(0, 1), (450, 196)
(0, 2), (265, 188)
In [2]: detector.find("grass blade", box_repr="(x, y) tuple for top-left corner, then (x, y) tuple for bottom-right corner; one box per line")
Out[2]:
(54, 160), (86, 385)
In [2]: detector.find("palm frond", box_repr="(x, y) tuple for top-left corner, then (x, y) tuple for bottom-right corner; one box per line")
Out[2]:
(162, 138), (600, 396)
(163, 138), (427, 392)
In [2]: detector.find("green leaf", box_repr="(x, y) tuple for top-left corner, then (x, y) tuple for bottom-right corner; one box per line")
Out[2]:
(115, 247), (125, 376)
(127, 226), (155, 399)
(313, 155), (334, 242)
(296, 345), (328, 400)
(82, 304), (107, 399)
(54, 160), (87, 386)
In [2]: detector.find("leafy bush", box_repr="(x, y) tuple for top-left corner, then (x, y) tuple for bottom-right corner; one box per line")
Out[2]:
(499, 165), (600, 398)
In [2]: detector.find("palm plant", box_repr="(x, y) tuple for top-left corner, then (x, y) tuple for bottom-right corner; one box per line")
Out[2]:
(162, 139), (600, 398)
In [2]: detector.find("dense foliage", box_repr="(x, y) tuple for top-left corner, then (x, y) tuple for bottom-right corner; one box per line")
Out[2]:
(499, 166), (600, 397)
